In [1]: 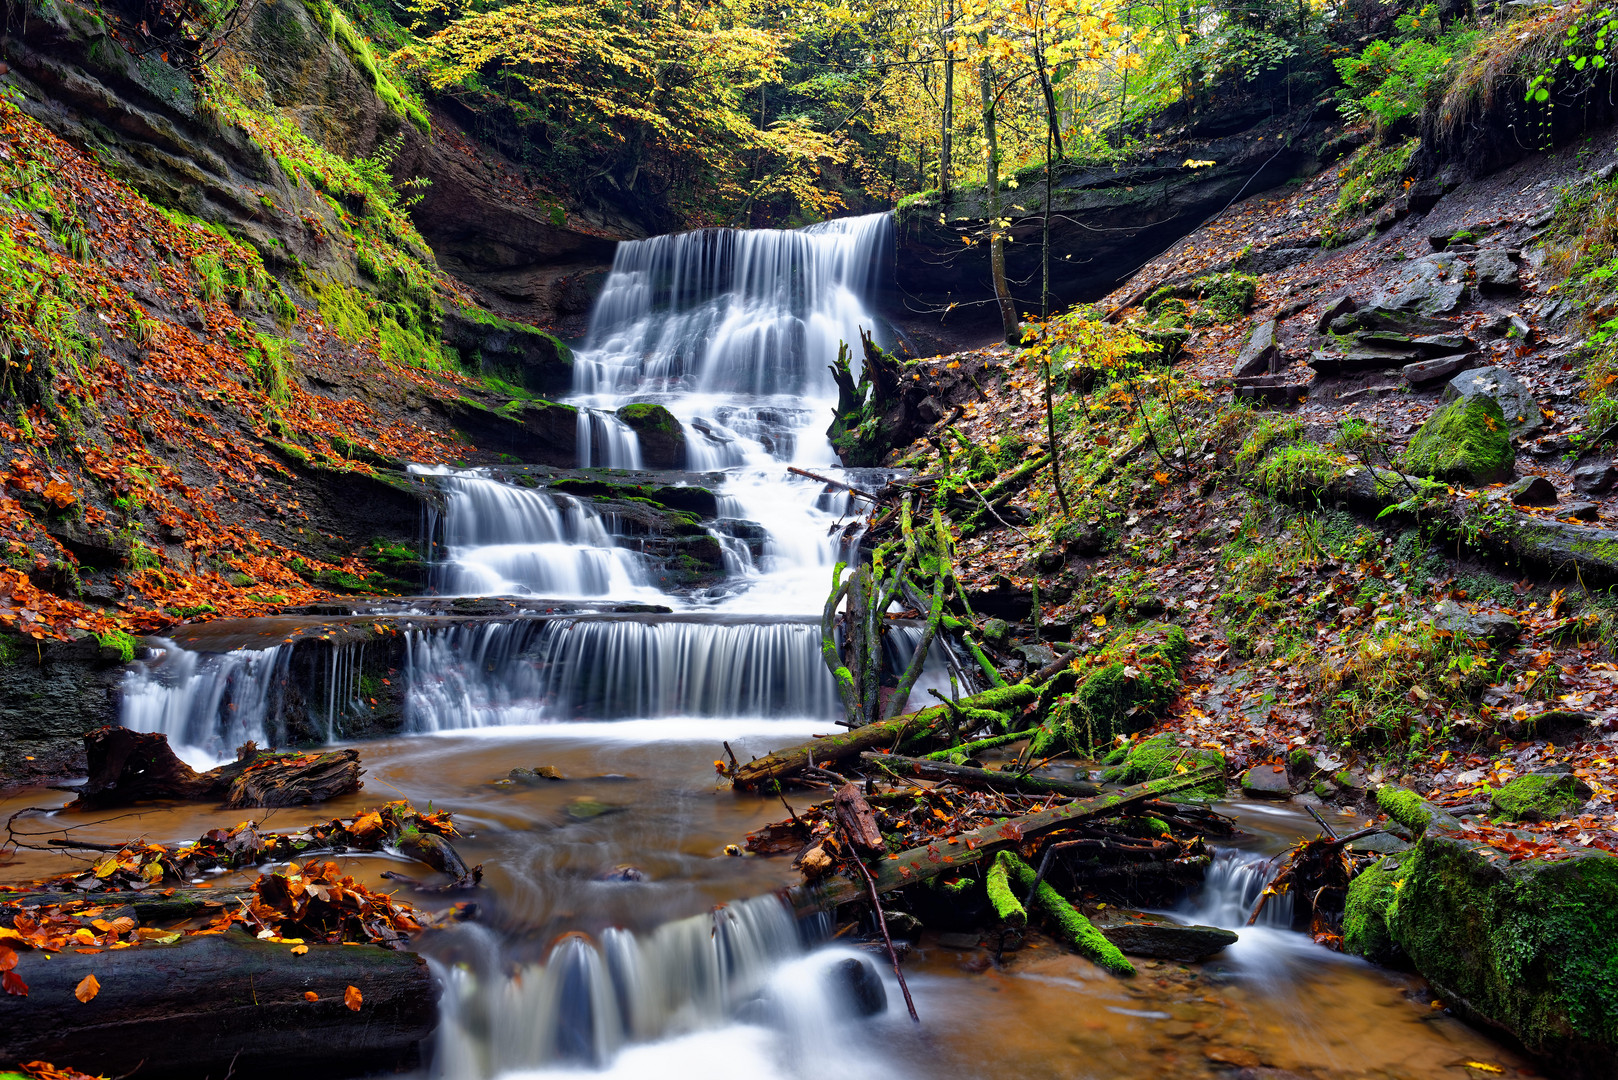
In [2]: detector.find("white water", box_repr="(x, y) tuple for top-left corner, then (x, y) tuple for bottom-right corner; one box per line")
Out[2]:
(119, 638), (289, 769)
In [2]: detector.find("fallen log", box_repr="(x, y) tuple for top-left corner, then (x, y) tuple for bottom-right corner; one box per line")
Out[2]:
(858, 751), (1102, 797)
(731, 683), (1038, 788)
(997, 849), (1135, 976)
(70, 727), (362, 810)
(0, 933), (435, 1080)
(795, 765), (1219, 909)
(832, 783), (884, 853)
(1, 888), (255, 927)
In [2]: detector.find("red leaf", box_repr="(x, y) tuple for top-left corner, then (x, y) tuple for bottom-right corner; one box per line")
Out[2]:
(2, 969), (27, 996)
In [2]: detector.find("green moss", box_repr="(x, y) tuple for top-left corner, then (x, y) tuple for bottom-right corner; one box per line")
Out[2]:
(1000, 850), (1133, 975)
(1402, 393), (1514, 486)
(986, 850), (1028, 926)
(1189, 272), (1259, 322)
(1375, 783), (1434, 835)
(1490, 773), (1585, 822)
(95, 628), (138, 663)
(1253, 444), (1350, 495)
(616, 401), (680, 434)
(1343, 857), (1407, 963)
(1106, 734), (1225, 798)
(1384, 835), (1618, 1067)
(1032, 624), (1190, 756)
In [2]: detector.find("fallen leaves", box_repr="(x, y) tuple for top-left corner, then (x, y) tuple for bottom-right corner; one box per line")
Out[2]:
(74, 973), (100, 1003)
(344, 984), (363, 1011)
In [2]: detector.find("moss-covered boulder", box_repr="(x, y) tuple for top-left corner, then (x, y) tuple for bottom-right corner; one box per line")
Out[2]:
(1402, 393), (1514, 486)
(1374, 834), (1618, 1076)
(1342, 856), (1406, 964)
(1491, 770), (1588, 823)
(1102, 734), (1225, 799)
(1031, 624), (1191, 756)
(616, 403), (687, 469)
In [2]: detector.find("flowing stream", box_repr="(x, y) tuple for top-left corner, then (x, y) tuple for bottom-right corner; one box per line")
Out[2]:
(5, 213), (1533, 1080)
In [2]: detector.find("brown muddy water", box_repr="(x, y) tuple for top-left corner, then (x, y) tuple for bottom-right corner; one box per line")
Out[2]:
(1, 727), (1532, 1080)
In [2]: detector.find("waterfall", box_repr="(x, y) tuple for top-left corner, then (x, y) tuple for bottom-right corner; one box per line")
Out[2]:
(119, 638), (290, 769)
(411, 465), (662, 601)
(570, 213), (893, 472)
(1180, 848), (1296, 930)
(403, 616), (952, 730)
(429, 895), (890, 1078)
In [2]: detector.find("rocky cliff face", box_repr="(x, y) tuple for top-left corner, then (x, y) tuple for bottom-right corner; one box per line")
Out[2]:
(890, 103), (1346, 333)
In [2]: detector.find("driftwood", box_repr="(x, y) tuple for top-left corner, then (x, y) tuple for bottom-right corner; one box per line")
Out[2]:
(0, 933), (435, 1080)
(70, 727), (363, 810)
(1, 888), (256, 927)
(858, 751), (1101, 797)
(832, 783), (885, 852)
(795, 766), (1220, 910)
(731, 683), (1038, 788)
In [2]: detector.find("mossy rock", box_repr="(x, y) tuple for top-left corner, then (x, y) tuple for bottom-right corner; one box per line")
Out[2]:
(1031, 625), (1191, 757)
(1103, 734), (1225, 798)
(1402, 393), (1514, 486)
(1381, 833), (1618, 1073)
(616, 403), (687, 469)
(1343, 856), (1406, 964)
(1490, 771), (1587, 823)
(1375, 783), (1437, 835)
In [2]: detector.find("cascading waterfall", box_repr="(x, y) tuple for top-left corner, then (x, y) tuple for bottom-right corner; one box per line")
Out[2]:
(119, 639), (290, 769)
(429, 895), (887, 1078)
(412, 465), (663, 601)
(404, 617), (951, 730)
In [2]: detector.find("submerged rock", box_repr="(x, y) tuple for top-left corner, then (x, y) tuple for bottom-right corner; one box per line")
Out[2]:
(1094, 913), (1237, 961)
(824, 956), (888, 1018)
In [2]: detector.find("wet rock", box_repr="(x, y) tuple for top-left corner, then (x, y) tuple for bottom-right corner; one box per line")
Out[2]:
(1565, 500), (1601, 522)
(1433, 599), (1520, 647)
(565, 796), (625, 821)
(616, 403), (688, 469)
(1205, 1046), (1263, 1069)
(1233, 318), (1280, 377)
(1095, 916), (1238, 961)
(1572, 462), (1617, 494)
(1375, 254), (1467, 316)
(596, 864), (648, 882)
(1403, 393), (1515, 486)
(441, 307), (573, 397)
(1442, 366), (1544, 438)
(1472, 249), (1521, 293)
(441, 397), (578, 467)
(825, 956), (889, 1019)
(884, 910), (924, 937)
(1329, 307), (1458, 338)
(1505, 475), (1559, 506)
(1315, 293), (1358, 332)
(1346, 832), (1412, 855)
(1242, 765), (1293, 799)
(509, 766), (566, 783)
(1403, 353), (1479, 387)
(936, 931), (983, 948)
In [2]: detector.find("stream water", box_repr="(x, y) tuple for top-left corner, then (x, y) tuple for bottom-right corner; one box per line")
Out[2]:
(0, 215), (1534, 1079)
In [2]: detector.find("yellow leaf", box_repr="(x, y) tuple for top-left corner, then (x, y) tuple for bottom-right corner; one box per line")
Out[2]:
(1092, 614), (1106, 627)
(291, 944), (309, 956)
(1462, 1064), (1503, 1074)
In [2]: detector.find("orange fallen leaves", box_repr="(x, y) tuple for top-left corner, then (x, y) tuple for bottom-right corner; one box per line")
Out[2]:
(74, 973), (100, 1003)
(304, 990), (319, 1001)
(344, 984), (363, 1011)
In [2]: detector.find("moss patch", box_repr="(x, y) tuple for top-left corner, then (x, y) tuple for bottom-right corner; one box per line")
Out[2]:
(1343, 857), (1406, 964)
(1104, 733), (1225, 798)
(1402, 393), (1514, 486)
(1032, 624), (1190, 756)
(1375, 783), (1434, 834)
(1491, 772), (1586, 822)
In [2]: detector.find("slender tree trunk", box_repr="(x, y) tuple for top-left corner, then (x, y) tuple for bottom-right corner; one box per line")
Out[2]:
(940, 2), (955, 197)
(1042, 121), (1070, 517)
(979, 50), (1018, 344)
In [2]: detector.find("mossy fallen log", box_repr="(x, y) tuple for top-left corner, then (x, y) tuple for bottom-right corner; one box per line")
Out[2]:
(730, 682), (1038, 788)
(858, 751), (1101, 797)
(0, 933), (435, 1080)
(997, 849), (1135, 976)
(793, 765), (1219, 910)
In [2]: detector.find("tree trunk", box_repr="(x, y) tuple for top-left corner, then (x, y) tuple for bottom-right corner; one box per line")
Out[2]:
(0, 933), (435, 1080)
(939, 0), (955, 196)
(979, 51), (1019, 344)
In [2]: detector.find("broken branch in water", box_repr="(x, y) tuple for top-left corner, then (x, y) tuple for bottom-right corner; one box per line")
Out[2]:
(857, 751), (1101, 797)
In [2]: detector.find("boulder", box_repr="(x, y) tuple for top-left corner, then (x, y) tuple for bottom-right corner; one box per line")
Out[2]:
(1572, 462), (1617, 494)
(1315, 294), (1358, 332)
(1505, 475), (1559, 506)
(1432, 599), (1521, 647)
(1094, 913), (1238, 961)
(1375, 254), (1468, 316)
(1241, 764), (1293, 798)
(441, 308), (574, 397)
(440, 397), (578, 466)
(1347, 832), (1618, 1077)
(616, 403), (688, 469)
(1490, 768), (1589, 822)
(1329, 307), (1459, 338)
(1403, 353), (1478, 387)
(824, 957), (888, 1018)
(1443, 366), (1544, 438)
(1234, 375), (1307, 406)
(1103, 734), (1225, 798)
(1565, 500), (1601, 522)
(1234, 318), (1280, 377)
(1403, 393), (1515, 486)
(1472, 249), (1522, 293)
